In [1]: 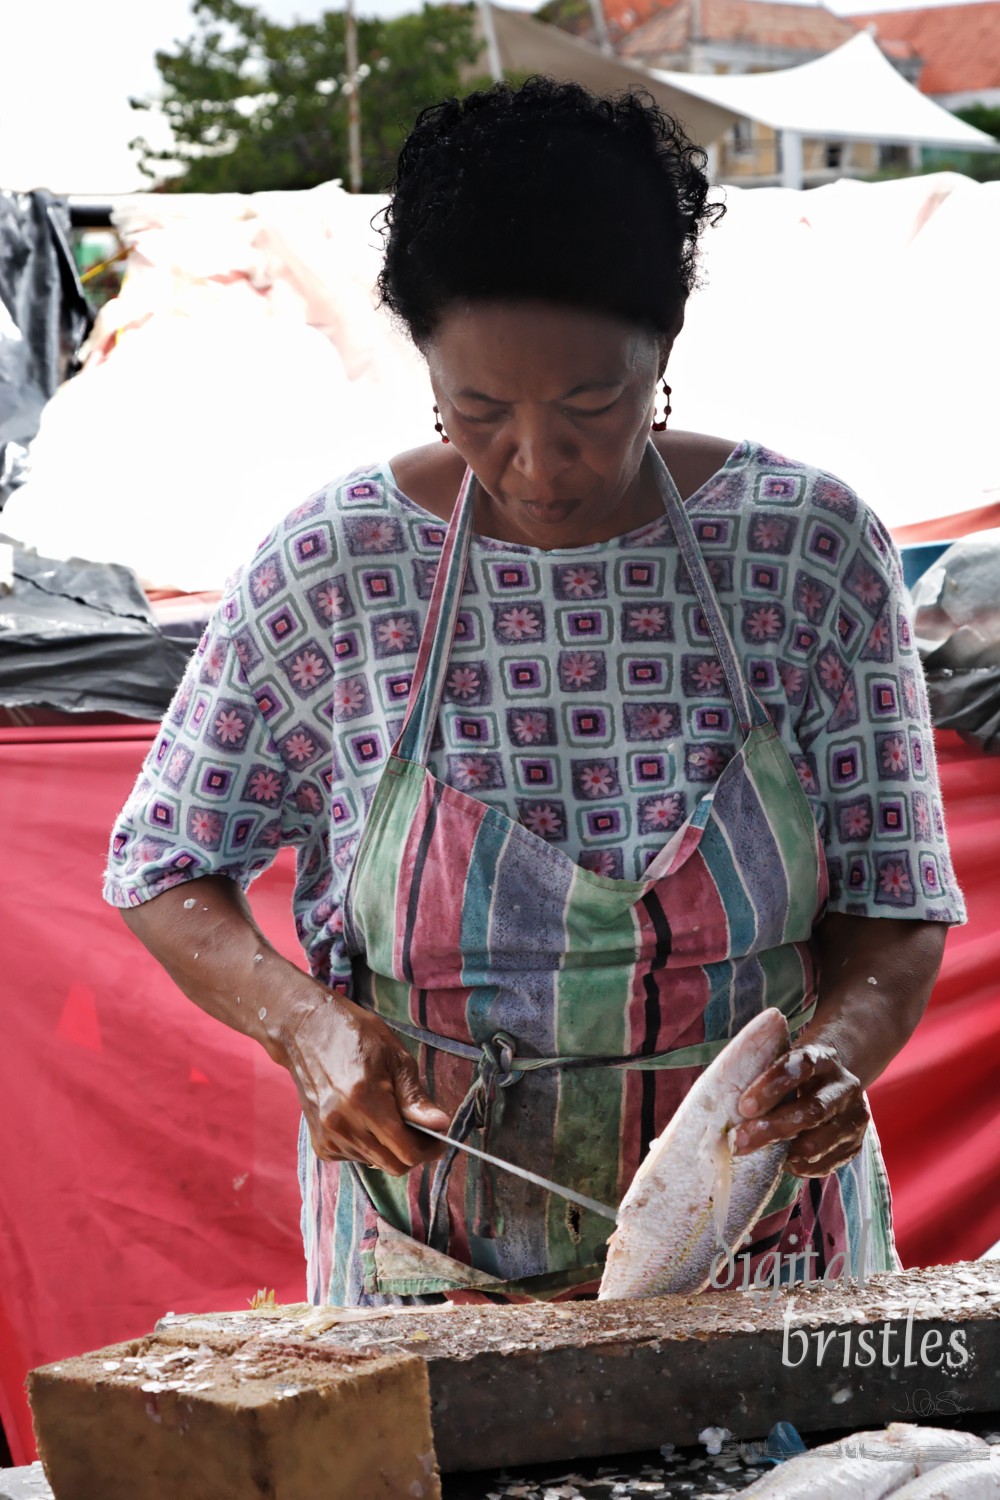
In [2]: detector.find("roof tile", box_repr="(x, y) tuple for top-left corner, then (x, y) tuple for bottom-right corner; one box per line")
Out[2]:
(849, 2), (1000, 93)
(618, 0), (858, 56)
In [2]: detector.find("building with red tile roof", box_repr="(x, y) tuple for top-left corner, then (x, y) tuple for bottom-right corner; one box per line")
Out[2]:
(850, 2), (1000, 107)
(535, 0), (994, 186)
(616, 0), (859, 60)
(614, 0), (922, 80)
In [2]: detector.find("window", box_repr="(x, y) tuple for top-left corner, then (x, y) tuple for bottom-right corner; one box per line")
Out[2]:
(879, 144), (911, 168)
(730, 118), (754, 155)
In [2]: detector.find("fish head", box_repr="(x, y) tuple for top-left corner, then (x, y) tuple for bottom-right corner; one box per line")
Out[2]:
(714, 1007), (791, 1128)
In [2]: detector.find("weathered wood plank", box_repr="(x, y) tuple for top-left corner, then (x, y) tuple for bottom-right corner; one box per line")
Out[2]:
(149, 1261), (1000, 1472)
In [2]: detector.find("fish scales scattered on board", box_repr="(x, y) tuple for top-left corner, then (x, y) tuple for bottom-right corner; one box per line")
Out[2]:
(599, 1008), (791, 1300)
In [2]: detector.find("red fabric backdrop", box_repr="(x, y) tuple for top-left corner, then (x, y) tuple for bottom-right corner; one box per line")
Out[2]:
(0, 725), (303, 1467)
(1, 722), (998, 1465)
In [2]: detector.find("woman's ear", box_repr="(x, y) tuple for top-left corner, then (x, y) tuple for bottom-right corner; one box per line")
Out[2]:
(657, 303), (686, 379)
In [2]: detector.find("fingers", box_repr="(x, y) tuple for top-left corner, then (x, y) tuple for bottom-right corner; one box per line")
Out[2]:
(738, 1044), (829, 1118)
(287, 999), (451, 1177)
(786, 1104), (870, 1177)
(733, 1044), (869, 1175)
(370, 1049), (450, 1166)
(737, 1075), (859, 1147)
(391, 1050), (452, 1130)
(306, 1115), (400, 1174)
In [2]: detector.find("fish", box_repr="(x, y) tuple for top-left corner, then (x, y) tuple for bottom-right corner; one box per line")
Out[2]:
(891, 1447), (1000, 1499)
(736, 1425), (990, 1499)
(598, 1006), (792, 1300)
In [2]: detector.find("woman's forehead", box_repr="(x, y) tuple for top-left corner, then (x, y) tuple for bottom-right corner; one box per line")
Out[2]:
(426, 299), (660, 394)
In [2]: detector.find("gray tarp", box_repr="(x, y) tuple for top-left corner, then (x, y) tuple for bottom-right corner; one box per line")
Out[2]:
(0, 189), (91, 507)
(0, 535), (193, 717)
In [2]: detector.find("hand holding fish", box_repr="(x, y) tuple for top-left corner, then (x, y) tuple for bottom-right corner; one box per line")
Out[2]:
(733, 1040), (871, 1178)
(733, 911), (948, 1180)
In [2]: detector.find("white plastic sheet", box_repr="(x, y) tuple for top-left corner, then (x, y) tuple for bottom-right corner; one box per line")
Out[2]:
(4, 173), (999, 591)
(4, 181), (431, 591)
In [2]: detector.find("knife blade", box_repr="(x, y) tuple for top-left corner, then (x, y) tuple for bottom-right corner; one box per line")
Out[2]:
(410, 1123), (619, 1223)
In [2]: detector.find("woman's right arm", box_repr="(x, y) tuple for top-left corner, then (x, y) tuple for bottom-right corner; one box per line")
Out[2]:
(121, 876), (449, 1176)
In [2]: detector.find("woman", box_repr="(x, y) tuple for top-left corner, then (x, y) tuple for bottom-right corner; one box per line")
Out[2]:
(106, 79), (963, 1307)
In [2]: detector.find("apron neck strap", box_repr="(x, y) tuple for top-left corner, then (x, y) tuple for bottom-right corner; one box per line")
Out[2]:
(645, 442), (758, 736)
(394, 464), (478, 765)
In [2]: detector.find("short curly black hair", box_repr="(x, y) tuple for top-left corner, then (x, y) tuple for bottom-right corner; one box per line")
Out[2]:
(375, 76), (723, 348)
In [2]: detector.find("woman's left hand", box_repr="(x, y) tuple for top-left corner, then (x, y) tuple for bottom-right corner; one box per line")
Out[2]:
(729, 913), (948, 1178)
(732, 1041), (871, 1177)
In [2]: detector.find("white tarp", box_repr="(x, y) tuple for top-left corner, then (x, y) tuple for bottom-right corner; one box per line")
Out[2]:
(4, 172), (999, 591)
(651, 31), (998, 151)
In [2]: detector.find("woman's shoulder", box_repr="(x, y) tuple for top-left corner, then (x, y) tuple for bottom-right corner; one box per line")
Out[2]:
(237, 460), (425, 572)
(655, 430), (741, 502)
(386, 442), (469, 520)
(697, 439), (885, 535)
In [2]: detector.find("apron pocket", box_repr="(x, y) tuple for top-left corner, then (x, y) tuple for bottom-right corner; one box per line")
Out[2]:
(364, 1215), (509, 1298)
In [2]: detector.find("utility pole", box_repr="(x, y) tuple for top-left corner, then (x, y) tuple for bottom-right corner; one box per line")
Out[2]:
(588, 0), (614, 55)
(345, 0), (362, 193)
(478, 0), (504, 83)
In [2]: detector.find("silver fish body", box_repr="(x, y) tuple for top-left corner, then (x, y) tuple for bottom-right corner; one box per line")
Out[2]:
(738, 1425), (990, 1499)
(598, 1007), (791, 1301)
(891, 1448), (1000, 1499)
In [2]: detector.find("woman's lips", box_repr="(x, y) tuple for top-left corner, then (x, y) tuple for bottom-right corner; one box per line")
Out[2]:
(517, 497), (579, 516)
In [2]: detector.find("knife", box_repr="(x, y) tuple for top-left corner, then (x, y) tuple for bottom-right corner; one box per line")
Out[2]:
(410, 1123), (619, 1223)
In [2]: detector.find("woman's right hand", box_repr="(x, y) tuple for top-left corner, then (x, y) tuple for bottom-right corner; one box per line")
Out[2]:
(279, 990), (451, 1177)
(120, 876), (450, 1178)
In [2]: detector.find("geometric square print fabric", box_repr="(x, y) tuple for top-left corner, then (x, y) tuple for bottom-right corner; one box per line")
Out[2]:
(104, 440), (965, 991)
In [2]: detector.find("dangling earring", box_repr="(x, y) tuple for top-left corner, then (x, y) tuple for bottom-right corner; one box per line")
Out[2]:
(651, 380), (673, 432)
(433, 404), (450, 445)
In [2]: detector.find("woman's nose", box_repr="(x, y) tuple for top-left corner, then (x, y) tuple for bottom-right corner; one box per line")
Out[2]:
(508, 414), (574, 490)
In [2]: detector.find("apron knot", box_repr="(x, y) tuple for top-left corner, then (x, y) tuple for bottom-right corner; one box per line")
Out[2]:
(474, 1031), (521, 1127)
(428, 1030), (525, 1250)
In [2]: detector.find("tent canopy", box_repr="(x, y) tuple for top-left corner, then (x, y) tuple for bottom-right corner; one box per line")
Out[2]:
(484, 2), (742, 145)
(487, 6), (997, 154)
(650, 30), (998, 150)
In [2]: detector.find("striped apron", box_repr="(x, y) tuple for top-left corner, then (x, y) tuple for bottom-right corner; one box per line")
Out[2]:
(307, 441), (897, 1304)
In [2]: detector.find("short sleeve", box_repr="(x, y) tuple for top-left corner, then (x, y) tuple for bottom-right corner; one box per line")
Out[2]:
(104, 595), (319, 908)
(794, 503), (966, 924)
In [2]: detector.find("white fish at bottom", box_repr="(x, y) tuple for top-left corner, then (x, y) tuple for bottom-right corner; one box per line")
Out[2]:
(737, 1424), (989, 1499)
(891, 1445), (1000, 1499)
(598, 1007), (792, 1300)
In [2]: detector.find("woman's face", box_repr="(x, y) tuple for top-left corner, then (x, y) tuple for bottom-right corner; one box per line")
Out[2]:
(424, 299), (675, 549)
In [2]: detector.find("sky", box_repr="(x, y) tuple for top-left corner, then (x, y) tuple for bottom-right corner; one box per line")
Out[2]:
(0, 0), (984, 196)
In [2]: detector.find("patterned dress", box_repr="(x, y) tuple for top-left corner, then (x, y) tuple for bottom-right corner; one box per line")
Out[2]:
(104, 438), (965, 1297)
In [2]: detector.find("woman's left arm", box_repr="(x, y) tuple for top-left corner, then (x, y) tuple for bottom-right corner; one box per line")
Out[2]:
(733, 912), (947, 1177)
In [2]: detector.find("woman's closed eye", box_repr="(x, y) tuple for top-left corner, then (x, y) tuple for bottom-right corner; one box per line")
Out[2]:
(456, 409), (507, 424)
(456, 399), (619, 424)
(563, 400), (618, 418)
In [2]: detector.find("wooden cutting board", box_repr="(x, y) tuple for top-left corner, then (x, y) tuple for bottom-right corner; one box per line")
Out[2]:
(149, 1260), (1000, 1472)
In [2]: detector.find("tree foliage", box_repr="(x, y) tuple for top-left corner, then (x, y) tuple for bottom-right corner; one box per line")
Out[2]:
(949, 103), (1000, 181)
(130, 0), (486, 193)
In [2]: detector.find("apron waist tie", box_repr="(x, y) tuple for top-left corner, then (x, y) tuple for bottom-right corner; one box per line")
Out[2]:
(375, 1005), (818, 1252)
